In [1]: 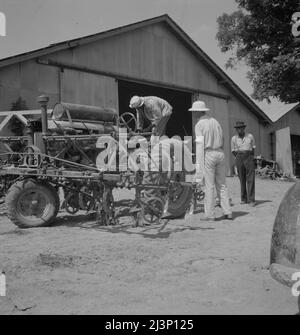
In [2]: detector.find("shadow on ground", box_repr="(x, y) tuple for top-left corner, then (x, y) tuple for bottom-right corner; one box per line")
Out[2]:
(255, 200), (272, 206)
(50, 197), (255, 239)
(53, 212), (217, 239)
(212, 211), (249, 222)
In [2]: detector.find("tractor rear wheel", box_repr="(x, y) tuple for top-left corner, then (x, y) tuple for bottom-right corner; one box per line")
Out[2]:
(6, 179), (60, 228)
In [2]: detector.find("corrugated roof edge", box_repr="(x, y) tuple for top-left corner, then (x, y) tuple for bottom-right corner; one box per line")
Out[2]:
(0, 14), (272, 124)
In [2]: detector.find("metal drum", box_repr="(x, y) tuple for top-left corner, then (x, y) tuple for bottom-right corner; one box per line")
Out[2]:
(52, 102), (117, 123)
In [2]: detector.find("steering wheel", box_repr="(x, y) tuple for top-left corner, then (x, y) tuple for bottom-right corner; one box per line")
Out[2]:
(119, 112), (137, 132)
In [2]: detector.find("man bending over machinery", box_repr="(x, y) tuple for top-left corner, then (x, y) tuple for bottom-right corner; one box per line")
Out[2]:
(129, 96), (173, 136)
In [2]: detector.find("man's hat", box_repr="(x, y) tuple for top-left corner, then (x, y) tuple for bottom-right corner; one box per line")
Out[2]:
(189, 100), (210, 112)
(129, 96), (144, 109)
(234, 121), (246, 128)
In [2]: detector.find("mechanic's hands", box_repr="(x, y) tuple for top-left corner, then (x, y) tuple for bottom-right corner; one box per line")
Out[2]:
(195, 178), (204, 188)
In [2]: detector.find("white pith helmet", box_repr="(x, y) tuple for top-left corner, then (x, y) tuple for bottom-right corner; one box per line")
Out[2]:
(189, 100), (210, 112)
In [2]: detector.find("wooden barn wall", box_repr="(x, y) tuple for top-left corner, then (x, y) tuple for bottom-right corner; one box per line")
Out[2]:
(0, 61), (60, 111)
(40, 22), (229, 97)
(61, 68), (118, 108)
(0, 59), (118, 112)
(260, 123), (272, 160)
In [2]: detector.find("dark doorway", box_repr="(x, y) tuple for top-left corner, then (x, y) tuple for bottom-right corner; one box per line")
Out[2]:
(291, 135), (300, 177)
(118, 80), (192, 138)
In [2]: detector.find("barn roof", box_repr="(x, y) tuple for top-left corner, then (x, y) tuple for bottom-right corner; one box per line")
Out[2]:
(0, 14), (272, 124)
(270, 103), (300, 123)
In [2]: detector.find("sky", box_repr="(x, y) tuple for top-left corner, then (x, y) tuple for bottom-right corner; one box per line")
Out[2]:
(0, 0), (297, 119)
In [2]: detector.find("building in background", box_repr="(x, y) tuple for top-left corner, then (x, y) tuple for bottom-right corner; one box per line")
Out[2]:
(0, 14), (272, 174)
(266, 104), (300, 177)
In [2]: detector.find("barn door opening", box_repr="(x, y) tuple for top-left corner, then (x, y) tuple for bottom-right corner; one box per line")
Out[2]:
(291, 135), (300, 177)
(118, 80), (192, 138)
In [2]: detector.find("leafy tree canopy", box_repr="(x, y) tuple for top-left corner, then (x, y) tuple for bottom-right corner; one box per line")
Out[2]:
(216, 0), (300, 104)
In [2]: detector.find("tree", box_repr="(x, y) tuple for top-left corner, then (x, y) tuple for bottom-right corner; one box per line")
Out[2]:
(10, 97), (28, 111)
(216, 0), (300, 104)
(10, 97), (28, 136)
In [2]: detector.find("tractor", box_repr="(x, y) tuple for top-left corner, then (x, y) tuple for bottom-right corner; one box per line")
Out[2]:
(0, 95), (202, 228)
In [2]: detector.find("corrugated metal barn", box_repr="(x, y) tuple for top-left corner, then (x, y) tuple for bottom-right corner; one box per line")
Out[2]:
(0, 14), (272, 174)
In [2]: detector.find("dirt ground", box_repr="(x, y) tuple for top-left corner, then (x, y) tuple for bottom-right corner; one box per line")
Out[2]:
(0, 176), (298, 315)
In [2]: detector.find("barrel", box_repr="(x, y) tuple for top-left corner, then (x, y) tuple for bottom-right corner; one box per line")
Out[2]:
(52, 102), (117, 123)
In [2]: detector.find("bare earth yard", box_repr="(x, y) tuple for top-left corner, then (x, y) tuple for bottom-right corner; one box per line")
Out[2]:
(0, 177), (298, 315)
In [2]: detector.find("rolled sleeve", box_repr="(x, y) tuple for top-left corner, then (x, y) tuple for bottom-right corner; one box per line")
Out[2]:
(250, 134), (256, 149)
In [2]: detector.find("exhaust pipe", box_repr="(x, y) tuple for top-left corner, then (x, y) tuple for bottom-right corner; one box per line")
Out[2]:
(37, 95), (49, 135)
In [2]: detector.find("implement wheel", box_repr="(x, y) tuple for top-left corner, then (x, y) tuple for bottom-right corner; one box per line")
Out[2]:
(6, 179), (60, 228)
(167, 175), (193, 217)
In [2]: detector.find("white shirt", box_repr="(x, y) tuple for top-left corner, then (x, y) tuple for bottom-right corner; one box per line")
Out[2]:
(231, 133), (256, 152)
(195, 116), (224, 150)
(194, 116), (224, 184)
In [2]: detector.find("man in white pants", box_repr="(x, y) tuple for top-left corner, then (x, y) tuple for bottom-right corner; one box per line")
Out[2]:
(191, 101), (232, 221)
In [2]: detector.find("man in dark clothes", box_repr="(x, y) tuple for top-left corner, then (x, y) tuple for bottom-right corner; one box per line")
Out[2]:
(231, 121), (256, 207)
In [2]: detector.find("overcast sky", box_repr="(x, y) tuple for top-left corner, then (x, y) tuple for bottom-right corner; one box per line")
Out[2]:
(0, 0), (296, 118)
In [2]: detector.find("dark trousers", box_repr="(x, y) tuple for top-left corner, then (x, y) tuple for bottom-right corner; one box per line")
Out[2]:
(235, 151), (255, 203)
